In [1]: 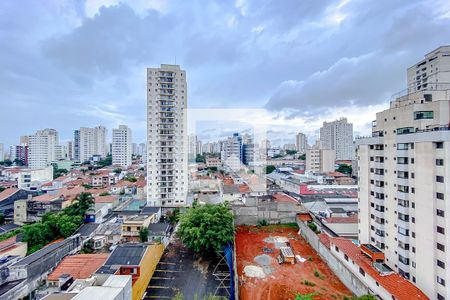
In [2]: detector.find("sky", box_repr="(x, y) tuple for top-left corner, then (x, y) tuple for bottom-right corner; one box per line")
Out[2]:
(1, 0), (450, 147)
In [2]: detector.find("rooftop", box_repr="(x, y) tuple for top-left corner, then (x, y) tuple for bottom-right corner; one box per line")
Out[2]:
(329, 238), (427, 300)
(47, 254), (109, 281)
(272, 193), (298, 204)
(0, 188), (20, 202)
(96, 244), (147, 274)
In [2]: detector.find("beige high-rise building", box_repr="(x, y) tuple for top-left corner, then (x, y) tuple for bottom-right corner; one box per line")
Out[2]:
(295, 132), (308, 154)
(112, 125), (132, 168)
(306, 140), (335, 173)
(320, 117), (353, 161)
(74, 126), (107, 162)
(147, 64), (188, 207)
(28, 128), (58, 169)
(357, 46), (450, 300)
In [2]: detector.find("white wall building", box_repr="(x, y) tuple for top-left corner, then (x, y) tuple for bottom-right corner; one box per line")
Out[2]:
(306, 140), (335, 173)
(112, 125), (132, 168)
(320, 117), (354, 161)
(147, 64), (188, 207)
(0, 143), (4, 161)
(295, 132), (308, 154)
(357, 46), (450, 300)
(221, 133), (243, 171)
(17, 166), (53, 190)
(74, 126), (107, 162)
(28, 128), (58, 169)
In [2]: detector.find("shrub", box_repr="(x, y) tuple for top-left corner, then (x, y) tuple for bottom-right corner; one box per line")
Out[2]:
(301, 280), (316, 287)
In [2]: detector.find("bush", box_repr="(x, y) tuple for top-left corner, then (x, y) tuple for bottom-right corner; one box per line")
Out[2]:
(308, 222), (318, 232)
(295, 294), (316, 300)
(257, 219), (268, 227)
(313, 269), (325, 280)
(301, 280), (316, 287)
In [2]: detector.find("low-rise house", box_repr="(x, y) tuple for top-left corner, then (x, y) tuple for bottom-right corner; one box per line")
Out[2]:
(121, 214), (156, 242)
(321, 215), (358, 239)
(329, 238), (427, 300)
(0, 188), (29, 221)
(47, 254), (109, 288)
(90, 170), (118, 187)
(0, 236), (27, 259)
(147, 223), (173, 246)
(205, 157), (221, 168)
(95, 244), (164, 300)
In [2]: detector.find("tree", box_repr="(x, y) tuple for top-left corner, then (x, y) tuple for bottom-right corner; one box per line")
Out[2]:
(167, 208), (180, 224)
(336, 164), (352, 175)
(286, 150), (297, 155)
(113, 168), (122, 174)
(0, 213), (5, 225)
(0, 160), (12, 167)
(299, 153), (306, 160)
(353, 295), (377, 300)
(208, 166), (218, 172)
(125, 176), (137, 182)
(295, 294), (316, 300)
(265, 165), (276, 174)
(177, 204), (234, 253)
(96, 155), (112, 168)
(13, 158), (24, 166)
(195, 154), (205, 163)
(139, 227), (149, 242)
(0, 186), (5, 193)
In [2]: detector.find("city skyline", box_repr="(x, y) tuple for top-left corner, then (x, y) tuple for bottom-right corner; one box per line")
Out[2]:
(2, 0), (450, 146)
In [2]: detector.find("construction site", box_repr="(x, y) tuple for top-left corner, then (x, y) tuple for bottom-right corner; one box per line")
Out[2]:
(235, 225), (352, 300)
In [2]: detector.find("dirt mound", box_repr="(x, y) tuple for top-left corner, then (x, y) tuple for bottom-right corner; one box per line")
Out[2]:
(244, 265), (266, 278)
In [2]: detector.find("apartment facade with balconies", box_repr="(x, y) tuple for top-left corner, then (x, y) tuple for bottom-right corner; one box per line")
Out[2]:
(357, 46), (450, 300)
(146, 64), (188, 207)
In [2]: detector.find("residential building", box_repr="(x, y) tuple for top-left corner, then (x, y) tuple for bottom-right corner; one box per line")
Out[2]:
(147, 64), (188, 207)
(188, 134), (198, 161)
(16, 166), (53, 190)
(132, 142), (138, 155)
(121, 214), (156, 242)
(357, 46), (450, 300)
(95, 243), (164, 300)
(320, 118), (354, 160)
(13, 145), (28, 166)
(28, 128), (58, 169)
(74, 126), (107, 162)
(0, 143), (3, 161)
(67, 141), (73, 160)
(295, 132), (308, 154)
(306, 141), (335, 173)
(112, 125), (132, 168)
(221, 133), (243, 171)
(205, 156), (221, 168)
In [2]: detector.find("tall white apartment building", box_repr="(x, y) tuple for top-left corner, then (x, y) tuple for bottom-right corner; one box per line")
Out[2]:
(28, 128), (58, 169)
(147, 64), (188, 207)
(0, 143), (4, 161)
(295, 132), (308, 154)
(357, 46), (450, 300)
(320, 117), (354, 160)
(221, 133), (243, 171)
(188, 134), (198, 161)
(112, 125), (132, 168)
(74, 126), (107, 162)
(306, 140), (335, 173)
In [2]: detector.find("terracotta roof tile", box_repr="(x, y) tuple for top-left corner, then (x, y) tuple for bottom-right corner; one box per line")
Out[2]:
(0, 188), (19, 202)
(318, 233), (331, 249)
(323, 215), (358, 224)
(47, 254), (110, 281)
(272, 193), (298, 204)
(329, 238), (428, 300)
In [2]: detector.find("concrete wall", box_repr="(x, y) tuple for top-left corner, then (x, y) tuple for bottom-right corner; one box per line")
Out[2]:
(232, 198), (306, 225)
(297, 220), (369, 296)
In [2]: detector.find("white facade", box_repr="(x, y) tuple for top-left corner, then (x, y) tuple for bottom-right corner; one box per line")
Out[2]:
(147, 64), (188, 207)
(320, 117), (354, 160)
(295, 132), (308, 154)
(17, 166), (53, 190)
(28, 128), (58, 169)
(306, 141), (335, 173)
(0, 143), (3, 161)
(75, 126), (107, 162)
(112, 125), (132, 168)
(221, 133), (242, 171)
(357, 46), (450, 300)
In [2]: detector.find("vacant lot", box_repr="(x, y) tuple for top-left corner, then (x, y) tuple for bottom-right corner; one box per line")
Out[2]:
(235, 225), (352, 300)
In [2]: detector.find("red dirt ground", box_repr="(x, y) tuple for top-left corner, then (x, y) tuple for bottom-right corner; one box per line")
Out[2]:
(235, 225), (352, 300)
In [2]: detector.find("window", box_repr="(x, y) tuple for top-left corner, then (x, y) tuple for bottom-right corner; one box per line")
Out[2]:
(335, 246), (339, 252)
(436, 159), (444, 166)
(437, 192), (445, 200)
(437, 276), (446, 286)
(437, 293), (445, 300)
(344, 254), (349, 261)
(397, 127), (414, 135)
(437, 243), (445, 252)
(437, 209), (445, 217)
(435, 142), (444, 149)
(359, 267), (365, 276)
(397, 143), (410, 150)
(437, 226), (445, 234)
(397, 157), (408, 164)
(413, 111), (434, 119)
(437, 260), (445, 269)
(436, 176), (444, 183)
